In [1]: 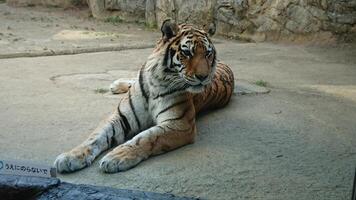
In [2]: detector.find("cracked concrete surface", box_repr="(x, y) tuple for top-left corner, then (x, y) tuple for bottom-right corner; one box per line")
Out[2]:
(1, 42), (356, 199)
(1, 3), (356, 200)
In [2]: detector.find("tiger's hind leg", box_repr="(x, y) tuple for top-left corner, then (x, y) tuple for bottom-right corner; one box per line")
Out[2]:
(110, 79), (136, 94)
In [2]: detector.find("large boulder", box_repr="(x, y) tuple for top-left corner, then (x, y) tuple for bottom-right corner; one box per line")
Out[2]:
(175, 0), (215, 27)
(146, 0), (215, 30)
(88, 0), (146, 21)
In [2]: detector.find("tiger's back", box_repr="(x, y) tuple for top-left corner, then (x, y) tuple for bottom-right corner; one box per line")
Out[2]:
(193, 63), (234, 113)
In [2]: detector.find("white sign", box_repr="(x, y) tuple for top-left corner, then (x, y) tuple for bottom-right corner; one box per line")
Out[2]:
(0, 159), (56, 178)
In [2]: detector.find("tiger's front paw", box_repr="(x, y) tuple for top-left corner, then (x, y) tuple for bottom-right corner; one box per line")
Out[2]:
(99, 145), (146, 173)
(54, 149), (93, 173)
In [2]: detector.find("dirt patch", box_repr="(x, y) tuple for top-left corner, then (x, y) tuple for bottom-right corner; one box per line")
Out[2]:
(0, 4), (159, 58)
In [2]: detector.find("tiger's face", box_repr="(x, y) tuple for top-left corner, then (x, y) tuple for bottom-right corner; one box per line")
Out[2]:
(160, 20), (216, 93)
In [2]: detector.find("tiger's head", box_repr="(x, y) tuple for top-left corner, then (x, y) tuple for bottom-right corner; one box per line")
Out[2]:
(154, 19), (217, 93)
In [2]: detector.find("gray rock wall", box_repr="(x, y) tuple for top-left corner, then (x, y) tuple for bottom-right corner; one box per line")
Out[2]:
(7, 0), (356, 42)
(214, 0), (356, 42)
(86, 0), (356, 43)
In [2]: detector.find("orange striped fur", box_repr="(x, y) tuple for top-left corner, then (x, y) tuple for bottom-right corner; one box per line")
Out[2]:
(54, 20), (234, 173)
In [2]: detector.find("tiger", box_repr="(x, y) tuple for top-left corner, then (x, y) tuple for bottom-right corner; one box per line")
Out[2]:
(54, 19), (235, 173)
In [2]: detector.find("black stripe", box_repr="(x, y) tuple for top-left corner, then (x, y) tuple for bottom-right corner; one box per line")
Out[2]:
(221, 81), (228, 103)
(163, 45), (177, 71)
(219, 71), (229, 84)
(148, 77), (159, 88)
(227, 84), (233, 101)
(119, 120), (126, 136)
(170, 34), (185, 48)
(150, 137), (159, 151)
(89, 139), (98, 146)
(106, 130), (110, 148)
(196, 29), (206, 35)
(139, 68), (149, 103)
(229, 69), (235, 84)
(135, 137), (142, 145)
(128, 89), (141, 129)
(118, 112), (131, 135)
(169, 49), (176, 69)
(178, 66), (186, 72)
(156, 125), (165, 131)
(160, 106), (190, 123)
(211, 80), (219, 101)
(155, 99), (188, 118)
(213, 79), (219, 92)
(111, 123), (116, 136)
(212, 56), (217, 68)
(219, 64), (230, 75)
(151, 63), (158, 71)
(166, 125), (191, 132)
(153, 88), (185, 100)
(219, 65), (234, 84)
(216, 70), (230, 104)
(173, 63), (181, 67)
(162, 44), (172, 67)
(117, 100), (131, 135)
(121, 114), (131, 134)
(164, 67), (175, 73)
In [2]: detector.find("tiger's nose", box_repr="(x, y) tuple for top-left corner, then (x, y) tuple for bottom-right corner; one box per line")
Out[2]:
(196, 74), (208, 81)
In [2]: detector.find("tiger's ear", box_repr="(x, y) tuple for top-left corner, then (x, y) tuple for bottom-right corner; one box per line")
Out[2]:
(161, 19), (179, 42)
(203, 22), (216, 36)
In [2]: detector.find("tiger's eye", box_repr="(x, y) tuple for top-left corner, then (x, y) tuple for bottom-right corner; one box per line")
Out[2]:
(182, 49), (191, 57)
(206, 49), (213, 57)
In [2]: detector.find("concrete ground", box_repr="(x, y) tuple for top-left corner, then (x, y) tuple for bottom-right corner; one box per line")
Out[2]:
(1, 3), (356, 200)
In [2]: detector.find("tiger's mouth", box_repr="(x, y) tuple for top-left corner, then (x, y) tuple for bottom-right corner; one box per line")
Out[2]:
(186, 82), (210, 93)
(182, 74), (212, 85)
(182, 75), (211, 93)
(187, 84), (205, 93)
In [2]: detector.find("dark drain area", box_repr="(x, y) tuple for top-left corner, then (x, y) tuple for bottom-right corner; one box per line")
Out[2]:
(0, 174), (198, 200)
